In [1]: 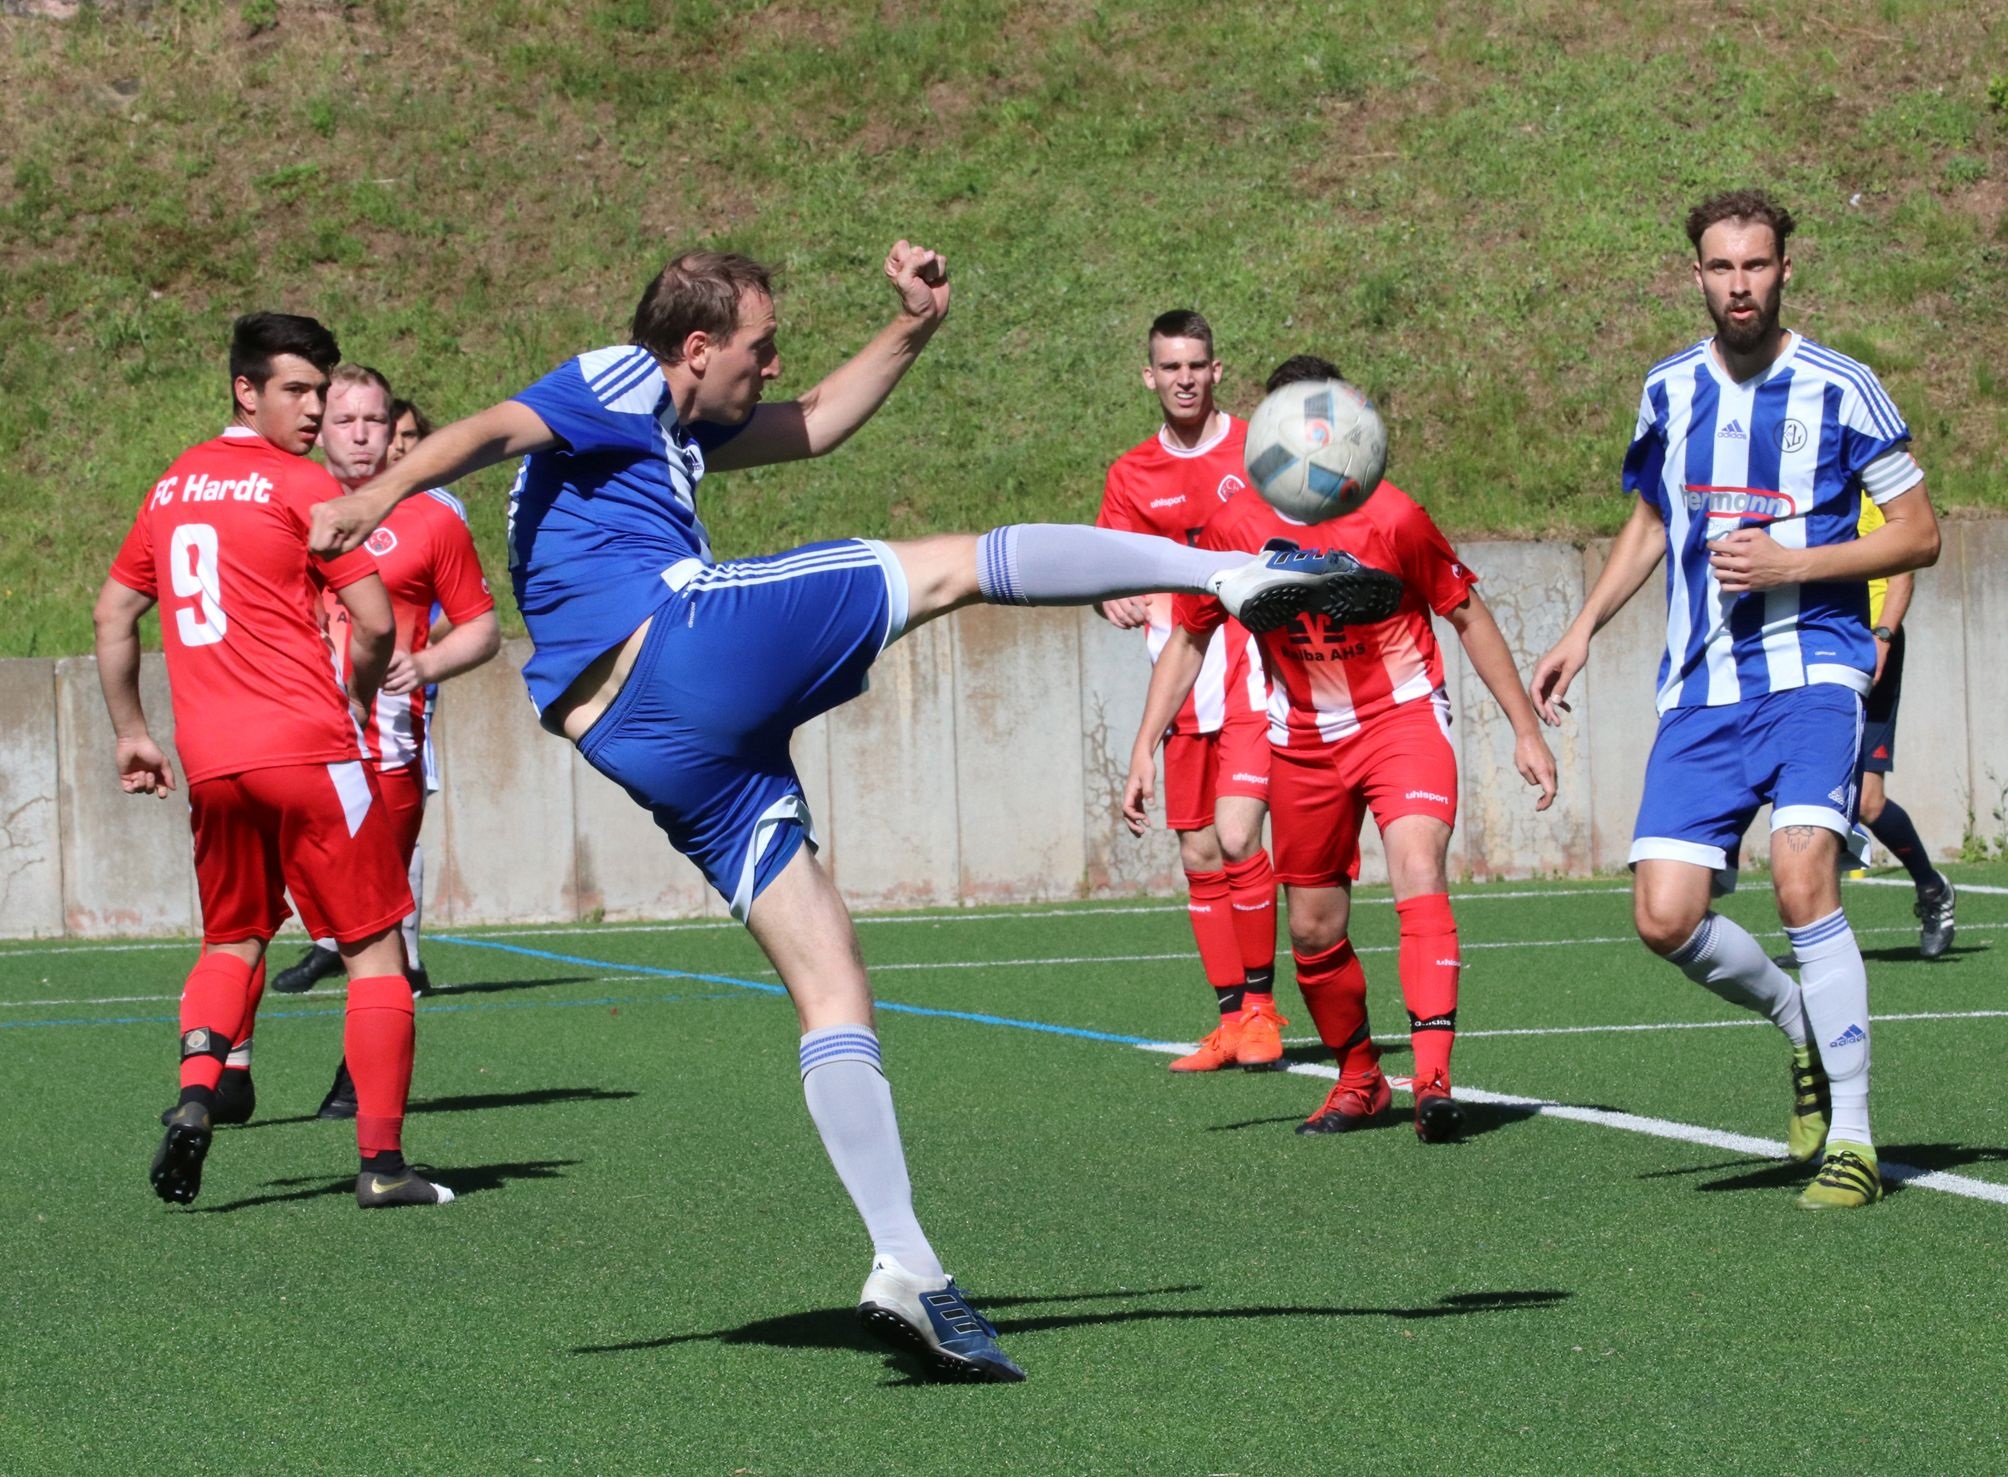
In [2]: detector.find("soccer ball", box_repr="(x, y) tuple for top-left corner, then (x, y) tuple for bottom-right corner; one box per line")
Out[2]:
(1242, 378), (1387, 523)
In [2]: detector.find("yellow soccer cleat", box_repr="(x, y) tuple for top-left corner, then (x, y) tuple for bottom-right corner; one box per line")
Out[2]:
(1787, 1046), (1831, 1164)
(1797, 1141), (1882, 1210)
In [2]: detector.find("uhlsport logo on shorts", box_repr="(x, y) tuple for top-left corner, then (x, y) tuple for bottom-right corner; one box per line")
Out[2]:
(1405, 789), (1451, 805)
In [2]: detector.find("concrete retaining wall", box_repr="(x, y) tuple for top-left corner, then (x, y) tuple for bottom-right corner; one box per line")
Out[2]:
(7, 527), (1992, 937)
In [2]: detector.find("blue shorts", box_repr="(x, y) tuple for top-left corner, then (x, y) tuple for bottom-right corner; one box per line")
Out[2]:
(1630, 684), (1865, 886)
(577, 539), (910, 920)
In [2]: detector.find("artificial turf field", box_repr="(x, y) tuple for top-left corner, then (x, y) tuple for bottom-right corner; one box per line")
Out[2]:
(6, 868), (2008, 1473)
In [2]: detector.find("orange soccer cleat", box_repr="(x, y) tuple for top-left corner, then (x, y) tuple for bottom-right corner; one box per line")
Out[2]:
(1296, 1072), (1392, 1134)
(1411, 1072), (1465, 1144)
(1168, 1011), (1248, 1072)
(1234, 1000), (1289, 1070)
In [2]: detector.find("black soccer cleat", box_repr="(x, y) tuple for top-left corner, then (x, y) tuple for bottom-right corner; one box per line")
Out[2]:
(406, 965), (431, 999)
(1917, 878), (1956, 960)
(150, 1102), (214, 1206)
(316, 1059), (359, 1120)
(1212, 540), (1405, 634)
(1414, 1091), (1466, 1145)
(356, 1168), (455, 1208)
(272, 944), (343, 995)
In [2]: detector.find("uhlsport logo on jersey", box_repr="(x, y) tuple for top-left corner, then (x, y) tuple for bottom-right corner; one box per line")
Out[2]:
(1216, 473), (1246, 502)
(366, 527), (399, 556)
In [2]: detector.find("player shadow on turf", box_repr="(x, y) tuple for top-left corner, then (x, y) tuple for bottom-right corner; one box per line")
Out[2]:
(1207, 1099), (1538, 1140)
(1855, 943), (1986, 965)
(1873, 1141), (2008, 1196)
(237, 1086), (637, 1129)
(190, 1158), (579, 1212)
(1639, 1157), (1811, 1194)
(569, 1287), (1572, 1372)
(418, 973), (598, 997)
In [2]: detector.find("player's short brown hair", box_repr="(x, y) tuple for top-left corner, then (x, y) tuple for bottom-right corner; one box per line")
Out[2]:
(1148, 309), (1214, 358)
(390, 397), (433, 438)
(1685, 189), (1796, 259)
(1264, 355), (1346, 394)
(631, 251), (775, 365)
(329, 362), (393, 403)
(229, 312), (339, 388)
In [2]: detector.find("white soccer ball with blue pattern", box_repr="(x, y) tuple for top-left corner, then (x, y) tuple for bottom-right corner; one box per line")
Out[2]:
(1243, 378), (1387, 524)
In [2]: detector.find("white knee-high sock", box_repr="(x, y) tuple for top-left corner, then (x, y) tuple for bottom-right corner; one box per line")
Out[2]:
(975, 524), (1246, 606)
(1667, 913), (1809, 1047)
(1787, 909), (1871, 1146)
(402, 842), (424, 970)
(800, 1026), (943, 1281)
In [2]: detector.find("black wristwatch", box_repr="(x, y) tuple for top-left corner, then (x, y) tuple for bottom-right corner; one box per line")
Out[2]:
(1872, 625), (1896, 642)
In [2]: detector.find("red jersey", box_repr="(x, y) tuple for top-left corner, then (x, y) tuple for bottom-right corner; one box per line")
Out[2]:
(1177, 484), (1479, 748)
(324, 488), (494, 769)
(108, 427), (378, 785)
(1097, 414), (1265, 736)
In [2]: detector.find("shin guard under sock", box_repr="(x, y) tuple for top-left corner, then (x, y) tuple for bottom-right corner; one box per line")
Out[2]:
(1184, 870), (1244, 995)
(1294, 938), (1378, 1079)
(1224, 850), (1278, 983)
(800, 1025), (943, 1281)
(225, 958), (267, 1070)
(974, 524), (1245, 605)
(345, 975), (415, 1155)
(1396, 893), (1460, 1090)
(1787, 909), (1872, 1145)
(178, 952), (255, 1094)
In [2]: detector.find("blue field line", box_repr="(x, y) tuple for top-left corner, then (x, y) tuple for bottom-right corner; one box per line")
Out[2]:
(433, 934), (1160, 1046)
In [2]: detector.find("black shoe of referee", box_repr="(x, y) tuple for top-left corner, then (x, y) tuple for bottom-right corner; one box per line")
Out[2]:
(272, 944), (343, 995)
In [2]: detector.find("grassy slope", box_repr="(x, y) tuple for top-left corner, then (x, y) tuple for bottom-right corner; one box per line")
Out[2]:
(1, 0), (2003, 655)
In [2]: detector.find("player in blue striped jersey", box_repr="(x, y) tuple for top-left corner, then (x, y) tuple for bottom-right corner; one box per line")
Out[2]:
(1532, 191), (1941, 1210)
(307, 239), (1394, 1380)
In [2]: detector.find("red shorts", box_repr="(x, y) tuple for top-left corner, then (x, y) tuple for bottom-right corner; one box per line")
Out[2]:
(190, 760), (414, 945)
(1270, 696), (1458, 887)
(1163, 711), (1271, 832)
(375, 760), (427, 864)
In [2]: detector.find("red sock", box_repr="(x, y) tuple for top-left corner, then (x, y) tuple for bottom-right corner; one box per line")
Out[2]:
(1223, 851), (1277, 990)
(345, 975), (415, 1155)
(1397, 893), (1460, 1091)
(227, 958), (267, 1062)
(1294, 938), (1378, 1080)
(1184, 870), (1243, 990)
(179, 952), (254, 1092)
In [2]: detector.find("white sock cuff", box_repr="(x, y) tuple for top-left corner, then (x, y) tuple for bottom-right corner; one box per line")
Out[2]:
(1786, 908), (1853, 957)
(800, 1025), (883, 1078)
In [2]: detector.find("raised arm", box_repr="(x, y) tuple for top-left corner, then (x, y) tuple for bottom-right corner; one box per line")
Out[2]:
(705, 240), (950, 471)
(1530, 496), (1666, 725)
(309, 400), (559, 556)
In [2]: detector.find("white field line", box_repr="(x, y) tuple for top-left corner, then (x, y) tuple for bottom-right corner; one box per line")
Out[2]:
(0, 886), (1647, 958)
(1853, 877), (2008, 895)
(1132, 1043), (2008, 1207)
(6, 919), (2004, 1012)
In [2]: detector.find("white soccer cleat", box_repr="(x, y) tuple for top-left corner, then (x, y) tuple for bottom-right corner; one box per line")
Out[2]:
(1209, 540), (1404, 633)
(857, 1255), (1025, 1383)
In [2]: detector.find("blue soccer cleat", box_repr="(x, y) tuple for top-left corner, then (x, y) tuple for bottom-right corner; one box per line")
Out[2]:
(857, 1256), (1025, 1383)
(1210, 539), (1404, 633)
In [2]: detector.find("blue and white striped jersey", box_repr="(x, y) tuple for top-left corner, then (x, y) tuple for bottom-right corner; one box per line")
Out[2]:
(507, 345), (741, 714)
(1622, 333), (1913, 713)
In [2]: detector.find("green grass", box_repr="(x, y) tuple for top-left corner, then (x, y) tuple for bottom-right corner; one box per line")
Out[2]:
(5, 868), (2008, 1470)
(2, 0), (2004, 656)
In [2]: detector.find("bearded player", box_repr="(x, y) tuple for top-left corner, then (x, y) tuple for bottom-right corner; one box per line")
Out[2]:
(1531, 191), (1940, 1209)
(1098, 312), (1281, 1072)
(306, 241), (1394, 1381)
(1126, 356), (1557, 1143)
(93, 312), (450, 1209)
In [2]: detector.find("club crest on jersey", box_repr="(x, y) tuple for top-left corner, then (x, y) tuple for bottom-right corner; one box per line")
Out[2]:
(1774, 418), (1808, 453)
(366, 527), (399, 556)
(1216, 474), (1245, 502)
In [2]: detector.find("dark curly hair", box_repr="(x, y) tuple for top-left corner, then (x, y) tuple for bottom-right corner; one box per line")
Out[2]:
(1685, 189), (1796, 258)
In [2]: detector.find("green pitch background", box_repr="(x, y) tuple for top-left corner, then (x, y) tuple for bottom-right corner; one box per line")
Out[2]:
(5, 869), (2006, 1472)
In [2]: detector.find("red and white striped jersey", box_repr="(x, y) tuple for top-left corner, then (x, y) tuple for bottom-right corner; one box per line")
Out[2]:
(109, 427), (378, 784)
(325, 488), (493, 769)
(1177, 485), (1479, 748)
(1097, 415), (1265, 735)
